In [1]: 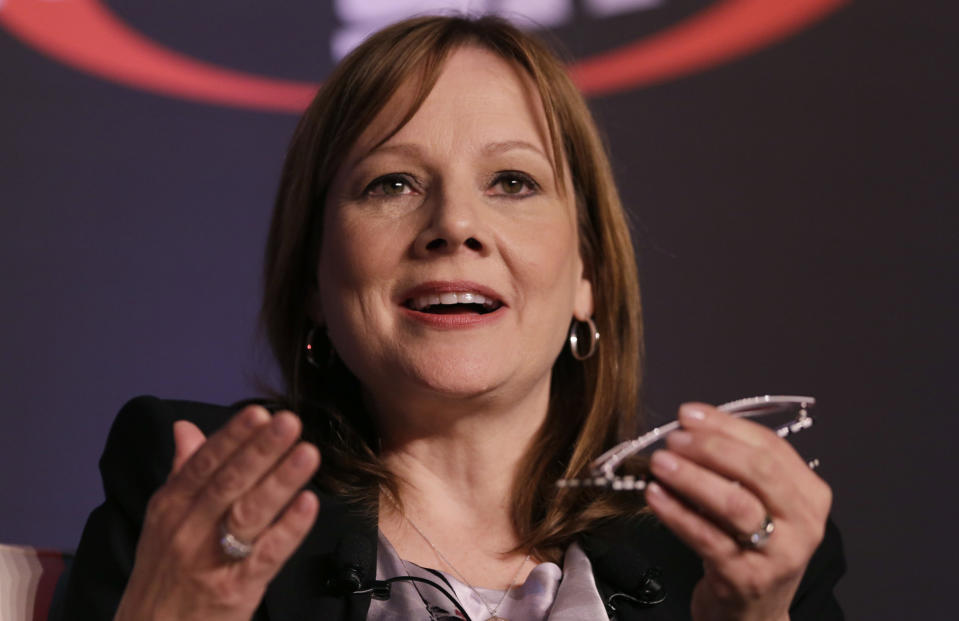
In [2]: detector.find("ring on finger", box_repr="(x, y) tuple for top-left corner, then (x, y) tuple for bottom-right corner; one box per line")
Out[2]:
(219, 518), (254, 561)
(737, 514), (775, 549)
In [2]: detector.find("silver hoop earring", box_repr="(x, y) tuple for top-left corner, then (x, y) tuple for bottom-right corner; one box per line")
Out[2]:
(568, 317), (600, 361)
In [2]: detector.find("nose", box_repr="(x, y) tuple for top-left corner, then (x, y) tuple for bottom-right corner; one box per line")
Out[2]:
(412, 189), (488, 257)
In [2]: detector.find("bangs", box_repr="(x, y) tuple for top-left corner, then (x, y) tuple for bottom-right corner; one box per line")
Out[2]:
(317, 18), (570, 205)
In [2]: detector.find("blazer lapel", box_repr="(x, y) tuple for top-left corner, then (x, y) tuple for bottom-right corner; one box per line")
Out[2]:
(260, 492), (704, 620)
(262, 485), (377, 621)
(581, 515), (702, 621)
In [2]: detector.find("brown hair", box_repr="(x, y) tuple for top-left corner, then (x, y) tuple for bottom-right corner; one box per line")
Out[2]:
(261, 14), (645, 557)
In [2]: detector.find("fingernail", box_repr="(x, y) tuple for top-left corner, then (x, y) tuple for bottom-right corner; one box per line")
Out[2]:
(679, 404), (707, 423)
(272, 413), (295, 436)
(243, 407), (269, 428)
(669, 430), (692, 446)
(291, 445), (314, 468)
(294, 492), (315, 514)
(651, 450), (679, 473)
(646, 481), (665, 498)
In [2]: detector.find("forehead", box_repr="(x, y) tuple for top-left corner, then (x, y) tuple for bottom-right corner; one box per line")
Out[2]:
(346, 45), (554, 164)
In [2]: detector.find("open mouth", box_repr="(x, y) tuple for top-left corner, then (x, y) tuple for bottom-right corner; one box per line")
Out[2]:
(404, 292), (503, 315)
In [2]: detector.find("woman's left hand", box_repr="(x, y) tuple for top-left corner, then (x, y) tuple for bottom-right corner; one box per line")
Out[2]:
(644, 402), (832, 621)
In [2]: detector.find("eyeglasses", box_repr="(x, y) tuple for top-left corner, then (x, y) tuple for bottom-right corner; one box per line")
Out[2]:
(556, 395), (818, 491)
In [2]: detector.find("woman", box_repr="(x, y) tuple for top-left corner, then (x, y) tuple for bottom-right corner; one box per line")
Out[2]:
(59, 15), (843, 621)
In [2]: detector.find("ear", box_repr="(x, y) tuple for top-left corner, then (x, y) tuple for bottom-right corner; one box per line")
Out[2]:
(573, 265), (594, 322)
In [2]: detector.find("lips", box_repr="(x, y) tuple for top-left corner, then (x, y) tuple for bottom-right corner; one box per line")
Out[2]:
(399, 281), (505, 318)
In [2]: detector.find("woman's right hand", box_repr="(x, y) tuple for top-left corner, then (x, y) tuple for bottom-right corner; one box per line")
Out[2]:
(114, 405), (321, 621)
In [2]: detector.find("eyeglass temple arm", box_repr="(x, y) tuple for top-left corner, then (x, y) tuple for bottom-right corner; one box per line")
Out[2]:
(590, 395), (816, 479)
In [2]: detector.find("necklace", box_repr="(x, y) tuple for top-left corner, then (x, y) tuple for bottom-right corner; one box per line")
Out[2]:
(383, 492), (531, 621)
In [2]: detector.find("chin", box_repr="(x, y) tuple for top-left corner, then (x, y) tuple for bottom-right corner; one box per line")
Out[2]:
(405, 358), (501, 398)
(350, 341), (554, 410)
(383, 347), (534, 403)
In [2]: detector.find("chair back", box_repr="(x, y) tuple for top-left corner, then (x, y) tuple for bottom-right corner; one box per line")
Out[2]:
(0, 544), (72, 621)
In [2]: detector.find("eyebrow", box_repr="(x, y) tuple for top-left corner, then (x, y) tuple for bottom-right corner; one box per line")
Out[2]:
(481, 140), (549, 160)
(358, 139), (550, 164)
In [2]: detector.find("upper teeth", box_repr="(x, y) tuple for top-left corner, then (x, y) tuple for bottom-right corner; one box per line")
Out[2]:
(409, 292), (498, 311)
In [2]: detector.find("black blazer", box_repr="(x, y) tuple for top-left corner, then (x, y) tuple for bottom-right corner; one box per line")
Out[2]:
(58, 396), (845, 620)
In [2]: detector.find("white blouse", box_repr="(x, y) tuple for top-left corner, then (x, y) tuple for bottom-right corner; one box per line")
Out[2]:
(368, 531), (608, 620)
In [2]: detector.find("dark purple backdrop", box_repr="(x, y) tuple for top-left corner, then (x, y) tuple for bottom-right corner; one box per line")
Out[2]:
(2, 1), (956, 618)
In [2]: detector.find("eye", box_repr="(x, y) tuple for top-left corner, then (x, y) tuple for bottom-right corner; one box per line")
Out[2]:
(489, 171), (539, 197)
(364, 174), (417, 197)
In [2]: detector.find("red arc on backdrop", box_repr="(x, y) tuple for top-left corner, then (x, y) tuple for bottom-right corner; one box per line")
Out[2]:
(0, 0), (847, 113)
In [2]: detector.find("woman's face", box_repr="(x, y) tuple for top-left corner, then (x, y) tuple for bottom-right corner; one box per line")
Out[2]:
(317, 46), (593, 413)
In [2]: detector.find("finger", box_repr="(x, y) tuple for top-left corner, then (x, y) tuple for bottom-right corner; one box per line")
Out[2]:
(245, 490), (320, 580)
(645, 481), (740, 562)
(225, 442), (321, 543)
(167, 405), (272, 498)
(679, 404), (817, 477)
(171, 421), (206, 475)
(678, 403), (778, 449)
(664, 429), (795, 515)
(650, 449), (767, 539)
(188, 411), (303, 526)
(676, 404), (830, 511)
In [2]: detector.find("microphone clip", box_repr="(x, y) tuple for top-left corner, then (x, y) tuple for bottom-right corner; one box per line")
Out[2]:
(363, 580), (392, 600)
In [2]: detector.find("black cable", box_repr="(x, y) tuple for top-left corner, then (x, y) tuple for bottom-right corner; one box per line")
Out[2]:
(354, 576), (473, 621)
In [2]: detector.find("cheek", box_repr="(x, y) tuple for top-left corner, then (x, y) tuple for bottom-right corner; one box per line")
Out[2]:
(320, 214), (397, 293)
(317, 218), (395, 373)
(512, 219), (582, 301)
(317, 211), (415, 362)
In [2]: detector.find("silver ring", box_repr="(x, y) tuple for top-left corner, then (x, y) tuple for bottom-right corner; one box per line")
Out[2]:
(738, 515), (775, 549)
(219, 520), (253, 560)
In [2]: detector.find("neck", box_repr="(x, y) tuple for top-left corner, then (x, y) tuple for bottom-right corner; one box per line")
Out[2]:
(374, 376), (549, 525)
(372, 377), (550, 585)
